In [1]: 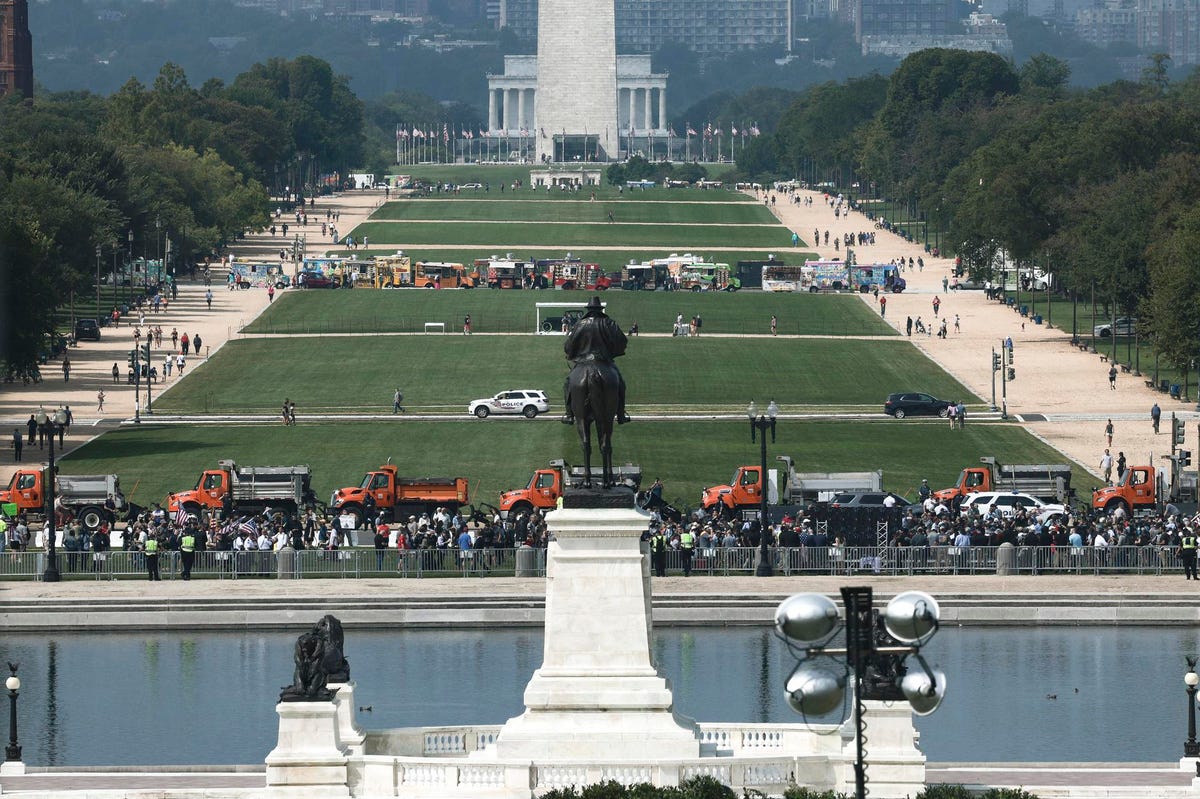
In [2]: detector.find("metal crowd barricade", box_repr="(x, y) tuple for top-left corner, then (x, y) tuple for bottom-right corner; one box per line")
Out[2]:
(0, 544), (1189, 580)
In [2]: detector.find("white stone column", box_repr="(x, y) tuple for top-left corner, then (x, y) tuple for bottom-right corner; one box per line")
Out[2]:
(518, 88), (527, 132)
(530, 89), (537, 134)
(643, 87), (652, 134)
(658, 87), (666, 132)
(488, 89), (498, 133)
(628, 88), (637, 132)
(493, 503), (700, 761)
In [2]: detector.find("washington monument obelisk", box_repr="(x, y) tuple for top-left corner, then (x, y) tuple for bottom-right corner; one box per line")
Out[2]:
(535, 0), (618, 162)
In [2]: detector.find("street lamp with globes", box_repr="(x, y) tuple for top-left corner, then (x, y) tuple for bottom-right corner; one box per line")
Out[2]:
(775, 588), (945, 799)
(4, 663), (19, 768)
(747, 400), (778, 577)
(1185, 657), (1199, 758)
(34, 407), (67, 582)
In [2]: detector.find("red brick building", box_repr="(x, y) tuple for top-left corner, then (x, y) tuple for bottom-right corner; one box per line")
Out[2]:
(0, 0), (32, 99)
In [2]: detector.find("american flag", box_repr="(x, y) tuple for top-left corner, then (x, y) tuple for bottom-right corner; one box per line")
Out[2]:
(466, 129), (473, 140)
(704, 123), (712, 139)
(479, 128), (487, 138)
(238, 517), (258, 538)
(731, 125), (738, 136)
(174, 507), (188, 527)
(750, 124), (761, 136)
(686, 124), (697, 136)
(414, 129), (424, 139)
(443, 123), (449, 143)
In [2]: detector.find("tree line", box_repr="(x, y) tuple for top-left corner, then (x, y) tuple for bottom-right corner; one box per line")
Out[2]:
(0, 55), (364, 377)
(738, 49), (1200, 373)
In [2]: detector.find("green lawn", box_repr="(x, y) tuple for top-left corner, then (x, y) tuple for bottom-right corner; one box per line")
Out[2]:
(242, 289), (894, 337)
(152, 336), (966, 414)
(370, 199), (778, 225)
(350, 220), (792, 249)
(59, 420), (1078, 513)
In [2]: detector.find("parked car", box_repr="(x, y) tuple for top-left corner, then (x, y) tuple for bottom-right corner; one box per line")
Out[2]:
(73, 318), (101, 341)
(296, 271), (337, 289)
(1093, 317), (1137, 338)
(828, 492), (911, 509)
(883, 392), (952, 419)
(469, 389), (551, 419)
(460, 183), (483, 190)
(959, 491), (1066, 524)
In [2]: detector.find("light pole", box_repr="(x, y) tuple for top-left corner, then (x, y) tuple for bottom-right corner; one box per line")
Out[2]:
(748, 400), (778, 577)
(4, 663), (18, 767)
(154, 216), (161, 293)
(126, 229), (134, 306)
(1185, 657), (1199, 758)
(95, 245), (102, 325)
(34, 407), (66, 583)
(776, 588), (945, 799)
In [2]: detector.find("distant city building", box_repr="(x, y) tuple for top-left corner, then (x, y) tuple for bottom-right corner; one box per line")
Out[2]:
(0, 0), (32, 99)
(1138, 0), (1200, 64)
(860, 12), (1012, 54)
(1076, 0), (1138, 46)
(855, 0), (956, 40)
(499, 0), (791, 53)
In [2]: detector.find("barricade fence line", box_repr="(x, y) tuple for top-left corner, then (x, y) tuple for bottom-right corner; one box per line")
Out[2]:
(0, 545), (1183, 580)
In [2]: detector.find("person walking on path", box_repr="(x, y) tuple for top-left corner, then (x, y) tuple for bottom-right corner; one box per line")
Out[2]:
(1152, 402), (1161, 434)
(97, 390), (105, 413)
(205, 289), (213, 310)
(906, 316), (913, 336)
(956, 400), (966, 429)
(463, 314), (471, 335)
(11, 428), (22, 462)
(112, 363), (120, 384)
(947, 402), (957, 429)
(1116, 451), (1127, 482)
(62, 356), (71, 382)
(954, 314), (961, 334)
(392, 388), (405, 414)
(1100, 449), (1114, 484)
(879, 295), (887, 318)
(770, 315), (777, 336)
(1179, 528), (1198, 580)
(1108, 364), (1118, 390)
(267, 285), (275, 303)
(192, 333), (202, 355)
(932, 296), (941, 317)
(1105, 419), (1114, 446)
(26, 414), (36, 446)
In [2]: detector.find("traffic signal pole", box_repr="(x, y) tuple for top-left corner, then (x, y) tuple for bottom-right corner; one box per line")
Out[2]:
(143, 343), (153, 414)
(990, 348), (999, 412)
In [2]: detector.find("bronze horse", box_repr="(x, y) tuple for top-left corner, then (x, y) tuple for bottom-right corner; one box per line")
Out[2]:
(566, 359), (620, 488)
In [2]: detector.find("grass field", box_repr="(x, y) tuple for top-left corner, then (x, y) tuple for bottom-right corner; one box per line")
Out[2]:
(152, 336), (970, 414)
(351, 221), (793, 249)
(370, 200), (778, 225)
(243, 290), (895, 337)
(59, 420), (1079, 513)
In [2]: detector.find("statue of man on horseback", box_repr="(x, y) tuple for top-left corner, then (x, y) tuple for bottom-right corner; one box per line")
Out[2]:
(561, 297), (630, 488)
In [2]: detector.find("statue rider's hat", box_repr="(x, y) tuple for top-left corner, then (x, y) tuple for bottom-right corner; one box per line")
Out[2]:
(586, 296), (604, 312)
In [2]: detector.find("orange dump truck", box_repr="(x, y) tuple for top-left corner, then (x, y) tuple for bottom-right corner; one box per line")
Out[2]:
(0, 469), (126, 532)
(330, 464), (468, 527)
(167, 460), (316, 517)
(498, 459), (641, 518)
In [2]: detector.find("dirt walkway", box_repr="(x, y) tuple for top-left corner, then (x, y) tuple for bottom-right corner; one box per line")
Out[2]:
(766, 190), (1189, 480)
(0, 191), (386, 485)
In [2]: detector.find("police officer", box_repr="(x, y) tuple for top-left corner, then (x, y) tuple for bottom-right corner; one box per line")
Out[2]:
(679, 524), (697, 577)
(650, 525), (668, 577)
(1180, 527), (1197, 580)
(180, 526), (196, 581)
(145, 533), (161, 581)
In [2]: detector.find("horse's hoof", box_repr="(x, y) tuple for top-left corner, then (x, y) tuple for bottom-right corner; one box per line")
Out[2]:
(560, 414), (575, 424)
(618, 414), (631, 424)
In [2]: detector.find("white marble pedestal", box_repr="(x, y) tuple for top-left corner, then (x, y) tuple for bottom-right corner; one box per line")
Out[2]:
(328, 682), (365, 756)
(266, 700), (350, 796)
(493, 503), (700, 761)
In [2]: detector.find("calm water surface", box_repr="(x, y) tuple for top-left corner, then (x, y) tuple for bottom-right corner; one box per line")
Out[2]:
(2, 626), (1194, 766)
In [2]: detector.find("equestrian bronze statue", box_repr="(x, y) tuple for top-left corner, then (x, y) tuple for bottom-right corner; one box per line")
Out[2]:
(561, 296), (630, 488)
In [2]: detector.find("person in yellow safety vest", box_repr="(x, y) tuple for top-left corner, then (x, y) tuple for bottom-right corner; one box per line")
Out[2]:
(180, 529), (196, 581)
(1180, 527), (1197, 581)
(144, 534), (161, 581)
(679, 523), (697, 577)
(650, 526), (668, 577)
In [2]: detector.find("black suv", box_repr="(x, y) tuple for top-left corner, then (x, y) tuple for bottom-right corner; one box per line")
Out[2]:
(74, 318), (101, 342)
(883, 392), (951, 419)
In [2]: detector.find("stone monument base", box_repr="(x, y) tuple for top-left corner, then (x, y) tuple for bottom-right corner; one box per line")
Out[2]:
(266, 701), (349, 797)
(0, 760), (26, 776)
